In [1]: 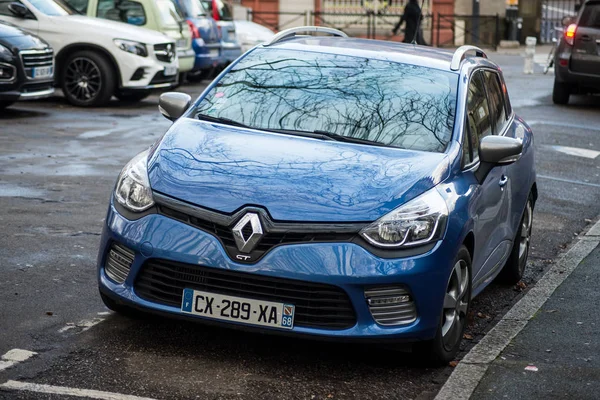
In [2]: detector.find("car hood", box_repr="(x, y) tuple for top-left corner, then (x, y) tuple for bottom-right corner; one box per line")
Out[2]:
(148, 119), (450, 222)
(0, 22), (49, 51)
(48, 15), (173, 45)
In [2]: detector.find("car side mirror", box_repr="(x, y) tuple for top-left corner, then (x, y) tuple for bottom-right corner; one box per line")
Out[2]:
(8, 2), (29, 18)
(159, 92), (192, 121)
(475, 136), (523, 182)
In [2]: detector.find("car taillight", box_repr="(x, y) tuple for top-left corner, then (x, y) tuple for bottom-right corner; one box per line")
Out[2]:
(186, 20), (200, 39)
(565, 23), (577, 46)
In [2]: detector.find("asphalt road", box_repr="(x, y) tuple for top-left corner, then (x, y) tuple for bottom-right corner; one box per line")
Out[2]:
(0, 54), (599, 400)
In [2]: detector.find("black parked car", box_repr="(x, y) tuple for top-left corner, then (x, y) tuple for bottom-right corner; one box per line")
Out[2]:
(553, 0), (600, 104)
(0, 20), (54, 110)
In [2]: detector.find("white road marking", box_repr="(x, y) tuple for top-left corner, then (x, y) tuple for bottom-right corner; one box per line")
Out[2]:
(58, 316), (107, 334)
(0, 349), (37, 371)
(435, 218), (600, 400)
(527, 120), (600, 132)
(0, 380), (158, 400)
(548, 145), (600, 159)
(538, 175), (600, 189)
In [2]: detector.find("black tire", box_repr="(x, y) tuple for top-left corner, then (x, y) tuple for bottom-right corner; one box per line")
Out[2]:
(115, 91), (150, 103)
(498, 194), (534, 285)
(186, 68), (213, 83)
(62, 50), (115, 107)
(414, 246), (472, 365)
(100, 291), (135, 316)
(552, 80), (570, 105)
(0, 100), (15, 110)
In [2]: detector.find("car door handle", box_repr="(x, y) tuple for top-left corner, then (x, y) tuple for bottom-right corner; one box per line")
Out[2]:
(580, 35), (592, 42)
(499, 175), (509, 187)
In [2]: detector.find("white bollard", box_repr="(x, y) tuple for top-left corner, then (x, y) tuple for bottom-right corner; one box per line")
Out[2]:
(524, 36), (537, 75)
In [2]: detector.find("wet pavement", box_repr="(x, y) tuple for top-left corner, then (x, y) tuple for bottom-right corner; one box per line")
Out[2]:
(0, 53), (599, 399)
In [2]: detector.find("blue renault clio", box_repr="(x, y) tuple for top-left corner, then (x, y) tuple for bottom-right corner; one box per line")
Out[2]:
(98, 27), (537, 363)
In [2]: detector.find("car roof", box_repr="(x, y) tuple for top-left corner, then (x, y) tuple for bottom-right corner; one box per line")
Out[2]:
(263, 37), (484, 73)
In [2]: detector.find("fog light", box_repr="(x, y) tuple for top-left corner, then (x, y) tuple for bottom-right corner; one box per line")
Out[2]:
(364, 287), (417, 326)
(0, 64), (15, 81)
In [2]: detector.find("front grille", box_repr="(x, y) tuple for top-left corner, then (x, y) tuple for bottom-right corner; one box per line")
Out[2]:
(158, 205), (356, 255)
(364, 287), (417, 326)
(153, 43), (176, 63)
(20, 49), (53, 68)
(105, 243), (135, 284)
(135, 260), (357, 330)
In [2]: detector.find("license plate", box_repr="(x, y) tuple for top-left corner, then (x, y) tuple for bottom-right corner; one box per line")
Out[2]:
(181, 288), (295, 330)
(209, 48), (219, 58)
(176, 38), (187, 49)
(163, 66), (177, 76)
(32, 66), (53, 79)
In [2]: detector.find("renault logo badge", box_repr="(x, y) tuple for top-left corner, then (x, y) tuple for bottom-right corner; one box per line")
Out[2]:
(232, 213), (263, 253)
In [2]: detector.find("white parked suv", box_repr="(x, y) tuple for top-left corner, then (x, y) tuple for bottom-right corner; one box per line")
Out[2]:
(0, 0), (180, 106)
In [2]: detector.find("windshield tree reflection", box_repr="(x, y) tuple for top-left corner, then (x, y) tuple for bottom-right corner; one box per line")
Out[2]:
(194, 48), (458, 153)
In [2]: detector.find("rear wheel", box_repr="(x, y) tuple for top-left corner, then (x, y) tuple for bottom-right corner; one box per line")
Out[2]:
(552, 80), (570, 105)
(415, 246), (471, 365)
(498, 195), (533, 284)
(115, 91), (150, 103)
(186, 68), (213, 83)
(62, 50), (115, 107)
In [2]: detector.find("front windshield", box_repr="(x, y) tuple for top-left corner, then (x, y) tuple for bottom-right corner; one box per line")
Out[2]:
(29, 0), (76, 15)
(156, 0), (183, 25)
(193, 48), (458, 153)
(180, 0), (204, 17)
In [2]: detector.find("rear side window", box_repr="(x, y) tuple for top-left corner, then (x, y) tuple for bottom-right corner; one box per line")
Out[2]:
(483, 71), (509, 135)
(580, 4), (600, 28)
(97, 0), (146, 25)
(466, 71), (492, 162)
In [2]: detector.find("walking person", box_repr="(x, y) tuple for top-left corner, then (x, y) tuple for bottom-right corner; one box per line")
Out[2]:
(392, 0), (427, 45)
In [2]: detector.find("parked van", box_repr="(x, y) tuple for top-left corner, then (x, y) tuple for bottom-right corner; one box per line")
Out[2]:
(65, 0), (195, 74)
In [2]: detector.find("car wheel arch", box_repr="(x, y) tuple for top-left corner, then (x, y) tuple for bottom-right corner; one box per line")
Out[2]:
(55, 43), (121, 87)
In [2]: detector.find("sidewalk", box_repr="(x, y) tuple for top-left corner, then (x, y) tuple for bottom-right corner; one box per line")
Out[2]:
(471, 242), (600, 399)
(435, 221), (600, 400)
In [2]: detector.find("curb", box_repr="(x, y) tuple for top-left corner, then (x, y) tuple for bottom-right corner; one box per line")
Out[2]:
(434, 218), (600, 400)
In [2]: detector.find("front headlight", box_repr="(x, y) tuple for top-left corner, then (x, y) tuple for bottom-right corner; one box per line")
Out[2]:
(360, 188), (448, 248)
(0, 44), (12, 57)
(114, 149), (154, 212)
(113, 39), (148, 57)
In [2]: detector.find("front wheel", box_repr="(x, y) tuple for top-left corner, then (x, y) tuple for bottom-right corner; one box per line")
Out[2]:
(62, 50), (115, 107)
(0, 100), (15, 110)
(415, 246), (471, 365)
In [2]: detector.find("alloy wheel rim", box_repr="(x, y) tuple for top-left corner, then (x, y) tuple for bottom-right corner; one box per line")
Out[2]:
(65, 57), (102, 102)
(518, 200), (533, 272)
(442, 259), (469, 351)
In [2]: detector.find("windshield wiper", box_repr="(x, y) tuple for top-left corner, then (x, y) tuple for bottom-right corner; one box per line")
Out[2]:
(197, 114), (251, 129)
(312, 130), (388, 147)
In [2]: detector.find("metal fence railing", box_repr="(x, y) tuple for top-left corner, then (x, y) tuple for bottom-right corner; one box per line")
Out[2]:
(246, 10), (503, 49)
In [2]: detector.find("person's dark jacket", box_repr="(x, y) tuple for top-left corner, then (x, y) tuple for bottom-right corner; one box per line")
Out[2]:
(393, 1), (425, 44)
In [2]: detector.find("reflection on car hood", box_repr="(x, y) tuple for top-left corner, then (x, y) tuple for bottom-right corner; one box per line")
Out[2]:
(50, 15), (172, 44)
(148, 119), (450, 222)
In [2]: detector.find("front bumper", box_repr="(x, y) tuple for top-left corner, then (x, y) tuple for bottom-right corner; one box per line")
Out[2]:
(97, 199), (458, 342)
(117, 49), (179, 90)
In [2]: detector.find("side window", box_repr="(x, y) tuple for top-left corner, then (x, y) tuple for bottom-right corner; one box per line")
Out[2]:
(97, 0), (146, 25)
(0, 0), (18, 16)
(483, 71), (508, 135)
(466, 71), (492, 162)
(63, 0), (88, 13)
